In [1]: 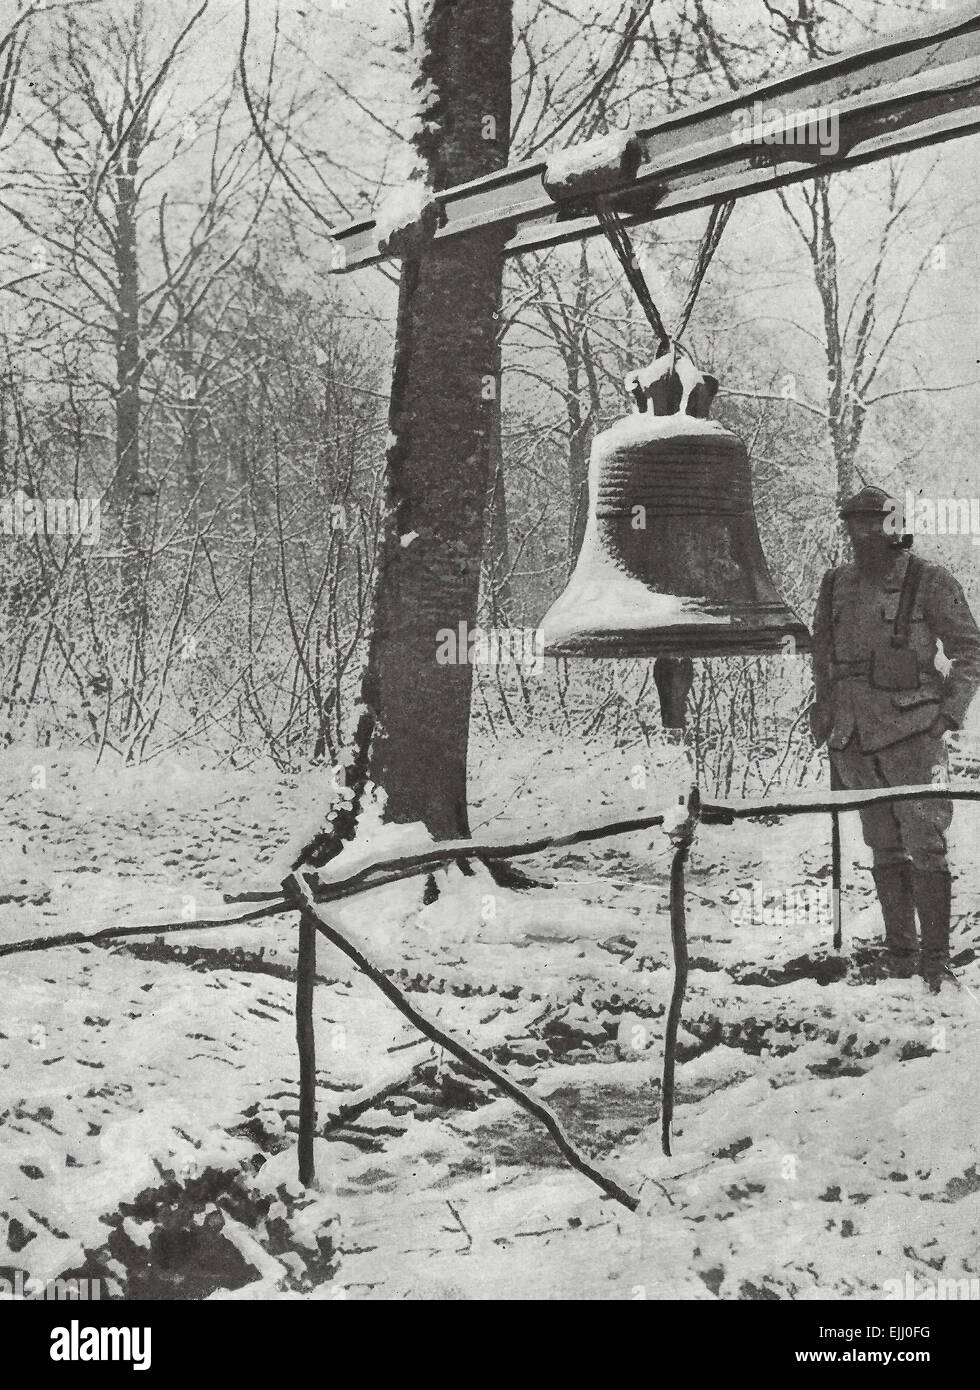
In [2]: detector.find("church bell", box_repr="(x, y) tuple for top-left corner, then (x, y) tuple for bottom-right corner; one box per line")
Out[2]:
(541, 354), (811, 659)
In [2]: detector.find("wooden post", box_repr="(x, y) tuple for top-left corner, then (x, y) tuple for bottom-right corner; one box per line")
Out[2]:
(831, 810), (843, 951)
(296, 913), (317, 1187)
(661, 786), (700, 1158)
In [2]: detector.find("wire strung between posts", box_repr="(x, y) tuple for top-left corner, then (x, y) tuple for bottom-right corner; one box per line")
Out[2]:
(5, 785), (976, 964)
(595, 195), (737, 353)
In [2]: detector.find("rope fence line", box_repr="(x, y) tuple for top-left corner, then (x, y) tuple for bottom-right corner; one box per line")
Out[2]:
(4, 784), (975, 963)
(3, 782), (979, 1212)
(0, 899), (292, 960)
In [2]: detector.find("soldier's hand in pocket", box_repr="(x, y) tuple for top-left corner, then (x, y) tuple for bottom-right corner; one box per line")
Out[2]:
(931, 709), (957, 737)
(808, 701), (832, 746)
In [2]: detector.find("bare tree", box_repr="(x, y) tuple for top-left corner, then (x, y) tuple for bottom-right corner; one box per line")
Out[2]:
(777, 160), (971, 512)
(350, 0), (514, 841)
(0, 1), (32, 152)
(0, 1), (299, 750)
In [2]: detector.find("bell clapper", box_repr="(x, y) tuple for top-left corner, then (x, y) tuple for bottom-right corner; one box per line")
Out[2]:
(654, 653), (694, 730)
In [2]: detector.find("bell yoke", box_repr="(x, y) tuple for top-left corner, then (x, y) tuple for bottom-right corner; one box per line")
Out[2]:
(811, 485), (980, 991)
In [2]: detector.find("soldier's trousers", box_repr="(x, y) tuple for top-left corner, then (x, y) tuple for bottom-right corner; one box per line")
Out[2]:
(829, 730), (952, 873)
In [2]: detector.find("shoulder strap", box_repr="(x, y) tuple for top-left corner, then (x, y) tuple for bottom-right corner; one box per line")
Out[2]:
(892, 554), (924, 649)
(827, 565), (841, 607)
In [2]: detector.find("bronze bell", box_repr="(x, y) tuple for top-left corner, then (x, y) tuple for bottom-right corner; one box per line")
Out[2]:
(541, 353), (811, 659)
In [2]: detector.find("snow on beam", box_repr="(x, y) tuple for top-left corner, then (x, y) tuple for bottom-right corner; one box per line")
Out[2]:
(329, 3), (980, 271)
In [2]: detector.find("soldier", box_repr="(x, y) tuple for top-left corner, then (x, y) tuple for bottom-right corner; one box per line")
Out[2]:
(810, 486), (980, 992)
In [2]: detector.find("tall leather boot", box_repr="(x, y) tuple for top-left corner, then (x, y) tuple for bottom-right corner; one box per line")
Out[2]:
(871, 864), (917, 977)
(912, 869), (953, 993)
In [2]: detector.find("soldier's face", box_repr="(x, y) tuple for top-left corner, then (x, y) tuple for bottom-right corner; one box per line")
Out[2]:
(847, 514), (891, 569)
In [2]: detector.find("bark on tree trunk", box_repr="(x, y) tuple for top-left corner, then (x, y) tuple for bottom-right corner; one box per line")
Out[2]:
(358, 0), (513, 839)
(566, 382), (589, 568)
(113, 119), (149, 685)
(485, 366), (514, 622)
(804, 180), (859, 515)
(541, 248), (596, 569)
(179, 318), (202, 514)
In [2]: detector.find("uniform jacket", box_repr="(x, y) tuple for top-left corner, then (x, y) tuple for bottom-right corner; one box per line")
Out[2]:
(811, 551), (980, 753)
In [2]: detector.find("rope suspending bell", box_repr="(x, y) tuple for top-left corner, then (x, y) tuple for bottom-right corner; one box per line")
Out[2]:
(676, 199), (735, 341)
(594, 194), (736, 371)
(594, 196), (671, 353)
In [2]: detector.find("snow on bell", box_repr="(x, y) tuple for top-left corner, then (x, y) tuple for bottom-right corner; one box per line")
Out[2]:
(540, 353), (811, 659)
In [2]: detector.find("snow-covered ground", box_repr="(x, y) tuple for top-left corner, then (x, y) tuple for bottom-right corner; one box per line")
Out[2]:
(2, 736), (978, 1300)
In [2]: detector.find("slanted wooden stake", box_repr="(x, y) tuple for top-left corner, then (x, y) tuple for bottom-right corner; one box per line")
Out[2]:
(296, 915), (317, 1187)
(661, 785), (701, 1158)
(285, 877), (639, 1212)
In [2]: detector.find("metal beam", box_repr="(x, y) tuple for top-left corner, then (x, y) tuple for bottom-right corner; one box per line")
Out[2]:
(330, 3), (980, 271)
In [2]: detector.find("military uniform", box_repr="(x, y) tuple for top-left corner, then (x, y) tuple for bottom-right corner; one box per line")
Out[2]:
(811, 487), (980, 987)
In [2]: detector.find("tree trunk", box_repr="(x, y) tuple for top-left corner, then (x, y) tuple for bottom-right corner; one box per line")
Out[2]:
(358, 0), (513, 839)
(542, 247), (596, 568)
(485, 368), (513, 621)
(794, 179), (862, 520)
(113, 117), (149, 686)
(566, 377), (589, 568)
(179, 317), (202, 514)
